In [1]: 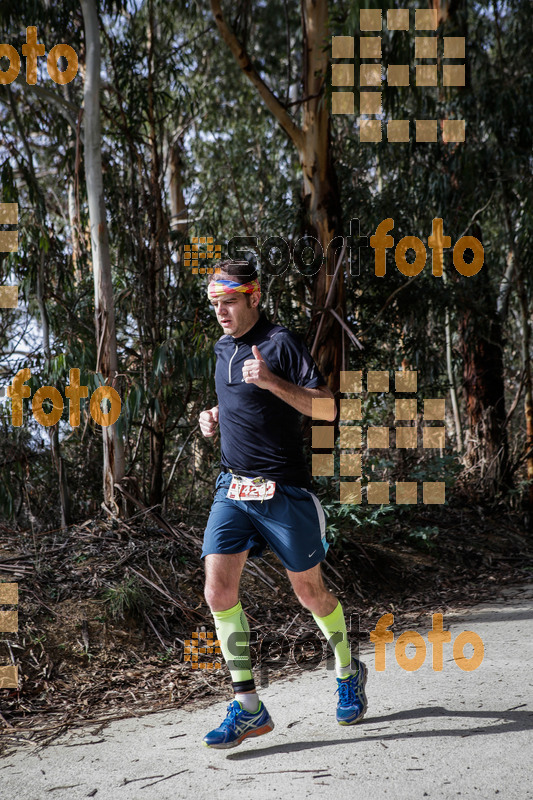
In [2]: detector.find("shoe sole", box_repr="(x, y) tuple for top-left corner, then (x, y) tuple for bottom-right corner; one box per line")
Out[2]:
(337, 662), (368, 726)
(203, 719), (275, 749)
(337, 704), (368, 725)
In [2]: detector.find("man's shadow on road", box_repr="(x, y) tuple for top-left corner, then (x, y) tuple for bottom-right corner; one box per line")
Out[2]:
(225, 705), (533, 760)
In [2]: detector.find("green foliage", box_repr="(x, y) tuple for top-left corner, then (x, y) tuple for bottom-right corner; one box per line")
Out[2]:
(407, 526), (440, 552)
(103, 576), (152, 624)
(0, 0), (531, 524)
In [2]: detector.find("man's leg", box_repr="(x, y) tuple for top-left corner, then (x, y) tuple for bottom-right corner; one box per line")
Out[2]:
(204, 551), (256, 698)
(203, 551), (275, 748)
(287, 563), (368, 725)
(286, 563), (353, 674)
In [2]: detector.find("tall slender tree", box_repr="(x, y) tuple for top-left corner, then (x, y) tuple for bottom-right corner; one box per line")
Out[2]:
(80, 0), (125, 508)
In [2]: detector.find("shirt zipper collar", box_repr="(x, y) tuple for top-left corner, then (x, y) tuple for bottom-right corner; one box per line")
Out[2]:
(228, 342), (239, 383)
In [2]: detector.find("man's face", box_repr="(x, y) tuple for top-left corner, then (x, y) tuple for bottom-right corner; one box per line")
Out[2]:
(210, 281), (260, 337)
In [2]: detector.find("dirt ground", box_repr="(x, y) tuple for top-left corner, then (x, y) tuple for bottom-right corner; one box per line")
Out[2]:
(0, 500), (531, 754)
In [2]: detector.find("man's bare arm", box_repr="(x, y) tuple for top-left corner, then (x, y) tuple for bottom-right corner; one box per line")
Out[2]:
(242, 345), (336, 421)
(266, 376), (336, 421)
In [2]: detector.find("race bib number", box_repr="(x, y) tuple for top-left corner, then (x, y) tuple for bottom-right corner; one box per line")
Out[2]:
(227, 476), (276, 501)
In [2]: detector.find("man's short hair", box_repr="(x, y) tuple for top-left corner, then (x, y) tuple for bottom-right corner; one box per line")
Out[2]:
(210, 260), (259, 285)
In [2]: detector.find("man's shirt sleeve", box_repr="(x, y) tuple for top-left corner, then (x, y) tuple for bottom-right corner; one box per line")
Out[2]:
(277, 331), (327, 389)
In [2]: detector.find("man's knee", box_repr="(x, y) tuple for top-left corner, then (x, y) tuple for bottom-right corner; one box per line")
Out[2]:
(204, 581), (239, 612)
(294, 581), (324, 610)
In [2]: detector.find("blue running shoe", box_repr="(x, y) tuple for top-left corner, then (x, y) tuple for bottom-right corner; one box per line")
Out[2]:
(202, 699), (275, 749)
(335, 660), (368, 725)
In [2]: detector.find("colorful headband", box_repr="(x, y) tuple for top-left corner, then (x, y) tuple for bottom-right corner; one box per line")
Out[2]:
(207, 278), (261, 300)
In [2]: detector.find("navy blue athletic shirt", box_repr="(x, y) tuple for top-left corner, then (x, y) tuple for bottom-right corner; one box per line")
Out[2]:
(214, 313), (326, 489)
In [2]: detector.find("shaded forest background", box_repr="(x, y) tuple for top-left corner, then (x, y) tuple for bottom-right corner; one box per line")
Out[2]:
(0, 0), (532, 742)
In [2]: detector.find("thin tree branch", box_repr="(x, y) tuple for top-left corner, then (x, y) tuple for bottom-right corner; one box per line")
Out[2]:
(209, 0), (304, 149)
(359, 276), (419, 338)
(310, 242), (346, 358)
(323, 307), (364, 351)
(10, 79), (81, 137)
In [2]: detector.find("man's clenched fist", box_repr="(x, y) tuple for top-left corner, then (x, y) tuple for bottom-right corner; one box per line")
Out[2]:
(199, 406), (219, 437)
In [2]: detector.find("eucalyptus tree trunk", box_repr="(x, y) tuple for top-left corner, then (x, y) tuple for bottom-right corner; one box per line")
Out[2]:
(169, 137), (188, 235)
(442, 267), (463, 451)
(458, 227), (509, 496)
(498, 208), (533, 519)
(517, 272), (533, 517)
(210, 0), (344, 390)
(145, 0), (170, 507)
(80, 0), (125, 509)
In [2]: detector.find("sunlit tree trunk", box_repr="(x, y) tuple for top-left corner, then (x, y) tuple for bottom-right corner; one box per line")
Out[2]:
(169, 137), (188, 236)
(81, 0), (125, 509)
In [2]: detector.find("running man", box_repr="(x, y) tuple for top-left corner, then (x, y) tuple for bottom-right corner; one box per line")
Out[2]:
(199, 260), (367, 749)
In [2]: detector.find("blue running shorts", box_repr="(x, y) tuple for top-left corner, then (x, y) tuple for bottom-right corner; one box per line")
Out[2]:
(202, 471), (329, 572)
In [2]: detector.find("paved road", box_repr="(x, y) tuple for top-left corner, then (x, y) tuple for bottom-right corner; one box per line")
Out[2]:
(2, 585), (532, 800)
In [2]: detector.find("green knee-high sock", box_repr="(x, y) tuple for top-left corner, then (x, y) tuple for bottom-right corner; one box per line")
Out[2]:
(312, 601), (355, 678)
(212, 601), (254, 690)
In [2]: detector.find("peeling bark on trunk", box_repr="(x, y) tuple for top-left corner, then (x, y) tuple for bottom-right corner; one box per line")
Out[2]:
(459, 312), (507, 481)
(517, 272), (533, 517)
(300, 0), (343, 390)
(458, 232), (509, 495)
(68, 178), (81, 283)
